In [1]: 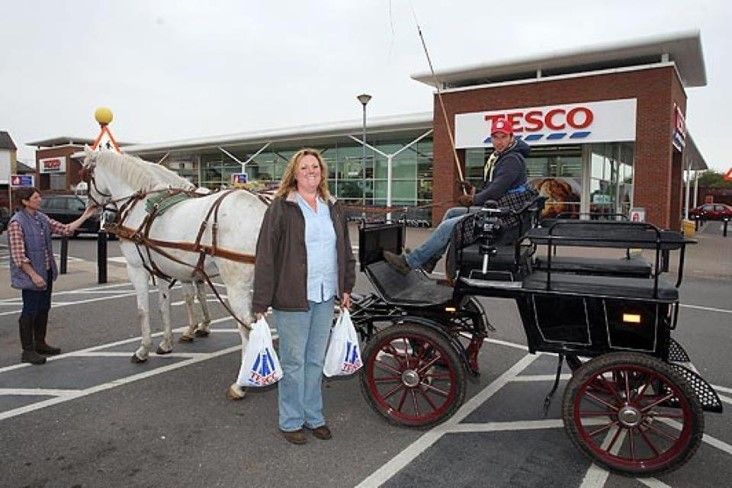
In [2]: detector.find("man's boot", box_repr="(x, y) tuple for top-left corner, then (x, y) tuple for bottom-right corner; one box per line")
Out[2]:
(19, 314), (46, 365)
(34, 310), (61, 355)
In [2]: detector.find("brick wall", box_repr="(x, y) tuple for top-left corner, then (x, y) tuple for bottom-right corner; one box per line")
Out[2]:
(432, 65), (686, 230)
(35, 146), (85, 193)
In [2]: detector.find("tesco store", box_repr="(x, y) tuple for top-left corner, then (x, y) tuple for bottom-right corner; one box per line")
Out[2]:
(419, 32), (708, 229)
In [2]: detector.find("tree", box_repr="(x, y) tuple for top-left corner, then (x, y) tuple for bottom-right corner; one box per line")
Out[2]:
(697, 170), (732, 189)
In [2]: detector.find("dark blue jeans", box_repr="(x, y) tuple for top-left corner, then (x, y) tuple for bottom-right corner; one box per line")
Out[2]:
(21, 269), (53, 315)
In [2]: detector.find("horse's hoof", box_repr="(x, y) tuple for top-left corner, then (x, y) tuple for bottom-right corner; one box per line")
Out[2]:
(194, 329), (210, 338)
(227, 384), (246, 401)
(130, 353), (147, 364)
(178, 334), (194, 343)
(156, 346), (172, 355)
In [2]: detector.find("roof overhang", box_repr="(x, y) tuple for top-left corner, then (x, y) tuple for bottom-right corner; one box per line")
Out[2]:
(683, 134), (708, 171)
(412, 31), (706, 89)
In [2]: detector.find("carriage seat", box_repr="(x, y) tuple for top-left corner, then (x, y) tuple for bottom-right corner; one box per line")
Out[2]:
(456, 243), (533, 280)
(365, 260), (455, 306)
(533, 255), (652, 278)
(523, 272), (678, 301)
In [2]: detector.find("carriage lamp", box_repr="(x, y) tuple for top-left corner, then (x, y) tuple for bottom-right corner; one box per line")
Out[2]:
(622, 313), (642, 324)
(445, 306), (457, 312)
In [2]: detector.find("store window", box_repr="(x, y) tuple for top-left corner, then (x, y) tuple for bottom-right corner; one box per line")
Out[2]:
(590, 143), (634, 217)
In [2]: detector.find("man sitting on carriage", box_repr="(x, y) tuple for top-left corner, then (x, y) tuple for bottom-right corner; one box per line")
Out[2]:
(384, 116), (538, 275)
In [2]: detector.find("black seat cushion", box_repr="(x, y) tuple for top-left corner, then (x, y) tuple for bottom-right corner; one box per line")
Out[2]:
(366, 261), (454, 306)
(534, 256), (652, 277)
(453, 243), (532, 280)
(523, 272), (678, 301)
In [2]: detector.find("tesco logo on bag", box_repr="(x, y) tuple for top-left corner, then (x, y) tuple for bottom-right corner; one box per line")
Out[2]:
(455, 99), (637, 148)
(248, 349), (280, 385)
(340, 341), (362, 374)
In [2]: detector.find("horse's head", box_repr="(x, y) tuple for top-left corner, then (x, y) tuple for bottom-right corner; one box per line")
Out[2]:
(80, 146), (113, 207)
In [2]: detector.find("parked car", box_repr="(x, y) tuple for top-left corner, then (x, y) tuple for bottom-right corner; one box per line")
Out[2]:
(0, 206), (10, 234)
(39, 194), (102, 236)
(689, 203), (732, 221)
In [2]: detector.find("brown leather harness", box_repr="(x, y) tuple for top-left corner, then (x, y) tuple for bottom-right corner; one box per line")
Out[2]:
(85, 171), (271, 331)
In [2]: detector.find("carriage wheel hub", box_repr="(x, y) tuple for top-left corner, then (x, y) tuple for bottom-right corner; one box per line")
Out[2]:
(618, 405), (642, 427)
(401, 369), (420, 388)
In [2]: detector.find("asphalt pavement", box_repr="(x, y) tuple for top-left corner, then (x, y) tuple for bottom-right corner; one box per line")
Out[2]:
(0, 222), (730, 487)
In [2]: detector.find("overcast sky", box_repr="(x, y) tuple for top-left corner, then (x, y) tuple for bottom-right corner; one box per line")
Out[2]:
(1, 0), (729, 172)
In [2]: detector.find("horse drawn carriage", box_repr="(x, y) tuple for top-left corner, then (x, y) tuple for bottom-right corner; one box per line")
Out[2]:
(349, 197), (723, 475)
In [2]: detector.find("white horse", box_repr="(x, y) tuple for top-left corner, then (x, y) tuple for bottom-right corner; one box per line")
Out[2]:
(84, 148), (266, 400)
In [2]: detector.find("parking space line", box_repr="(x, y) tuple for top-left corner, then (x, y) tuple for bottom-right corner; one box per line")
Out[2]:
(636, 478), (672, 488)
(512, 374), (572, 382)
(446, 419), (564, 432)
(713, 384), (732, 395)
(355, 353), (537, 488)
(680, 304), (732, 314)
(0, 343), (242, 422)
(71, 351), (207, 359)
(0, 388), (81, 397)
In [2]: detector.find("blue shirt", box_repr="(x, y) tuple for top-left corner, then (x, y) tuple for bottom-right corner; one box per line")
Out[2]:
(296, 194), (338, 303)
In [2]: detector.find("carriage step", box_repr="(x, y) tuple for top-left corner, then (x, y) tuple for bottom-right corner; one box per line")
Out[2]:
(668, 337), (691, 362)
(668, 363), (724, 413)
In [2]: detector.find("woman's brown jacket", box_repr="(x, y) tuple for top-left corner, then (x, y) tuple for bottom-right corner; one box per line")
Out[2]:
(252, 192), (356, 314)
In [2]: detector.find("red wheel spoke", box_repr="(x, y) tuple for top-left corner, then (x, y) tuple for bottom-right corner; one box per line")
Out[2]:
(578, 410), (616, 418)
(633, 376), (653, 402)
(644, 421), (679, 443)
(584, 391), (621, 412)
(382, 383), (405, 401)
(423, 372), (452, 381)
(382, 344), (404, 367)
(410, 389), (420, 416)
(628, 427), (637, 461)
(417, 387), (439, 410)
(396, 388), (408, 412)
(374, 359), (402, 376)
(373, 376), (401, 384)
(639, 426), (661, 457)
(417, 354), (441, 374)
(623, 370), (632, 402)
(640, 392), (675, 413)
(593, 375), (623, 402)
(420, 381), (450, 397)
(587, 420), (618, 438)
(646, 410), (685, 419)
(402, 337), (411, 368)
(606, 426), (623, 453)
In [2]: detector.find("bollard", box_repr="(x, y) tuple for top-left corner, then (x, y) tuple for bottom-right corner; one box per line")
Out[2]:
(724, 219), (729, 238)
(661, 249), (670, 273)
(97, 230), (108, 284)
(695, 218), (699, 231)
(59, 236), (69, 274)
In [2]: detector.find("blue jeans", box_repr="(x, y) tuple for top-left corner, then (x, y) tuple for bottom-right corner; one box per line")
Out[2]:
(273, 297), (335, 432)
(405, 206), (481, 269)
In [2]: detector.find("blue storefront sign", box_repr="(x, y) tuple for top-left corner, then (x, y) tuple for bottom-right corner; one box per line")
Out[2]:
(10, 175), (35, 187)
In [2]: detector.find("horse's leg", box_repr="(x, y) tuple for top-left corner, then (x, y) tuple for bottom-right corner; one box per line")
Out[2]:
(128, 266), (152, 363)
(156, 281), (174, 354)
(217, 263), (254, 401)
(193, 280), (211, 337)
(179, 282), (198, 343)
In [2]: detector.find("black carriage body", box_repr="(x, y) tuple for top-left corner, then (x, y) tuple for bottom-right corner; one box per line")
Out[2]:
(515, 291), (674, 358)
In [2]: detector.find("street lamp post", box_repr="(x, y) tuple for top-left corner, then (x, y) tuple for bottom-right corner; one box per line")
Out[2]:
(357, 93), (371, 214)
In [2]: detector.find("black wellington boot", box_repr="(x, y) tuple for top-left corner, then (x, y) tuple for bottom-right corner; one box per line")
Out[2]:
(34, 310), (61, 355)
(19, 314), (46, 365)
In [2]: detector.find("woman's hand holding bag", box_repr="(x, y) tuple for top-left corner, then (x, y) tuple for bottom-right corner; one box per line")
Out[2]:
(237, 316), (283, 387)
(323, 309), (362, 377)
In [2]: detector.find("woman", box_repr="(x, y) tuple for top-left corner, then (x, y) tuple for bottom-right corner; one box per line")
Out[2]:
(252, 148), (356, 445)
(7, 187), (98, 365)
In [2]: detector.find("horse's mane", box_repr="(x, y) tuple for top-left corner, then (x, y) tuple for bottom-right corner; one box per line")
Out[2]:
(91, 151), (194, 191)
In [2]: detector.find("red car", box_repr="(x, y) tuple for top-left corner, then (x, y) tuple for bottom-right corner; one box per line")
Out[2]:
(689, 203), (732, 220)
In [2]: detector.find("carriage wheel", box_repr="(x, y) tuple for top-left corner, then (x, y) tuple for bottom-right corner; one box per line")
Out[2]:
(359, 323), (466, 428)
(562, 352), (703, 476)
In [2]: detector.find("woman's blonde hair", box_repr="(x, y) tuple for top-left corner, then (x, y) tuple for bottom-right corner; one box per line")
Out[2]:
(275, 148), (331, 200)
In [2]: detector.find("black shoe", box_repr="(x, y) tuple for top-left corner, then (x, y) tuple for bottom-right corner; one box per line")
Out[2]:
(21, 350), (46, 365)
(35, 343), (61, 355)
(383, 251), (411, 275)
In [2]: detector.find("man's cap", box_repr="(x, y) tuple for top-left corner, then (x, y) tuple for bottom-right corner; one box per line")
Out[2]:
(491, 117), (513, 136)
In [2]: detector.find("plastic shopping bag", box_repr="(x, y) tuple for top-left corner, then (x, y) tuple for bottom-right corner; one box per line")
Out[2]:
(323, 309), (362, 377)
(237, 317), (283, 387)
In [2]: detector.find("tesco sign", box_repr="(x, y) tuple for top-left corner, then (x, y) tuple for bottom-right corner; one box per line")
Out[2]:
(455, 99), (637, 148)
(39, 156), (67, 174)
